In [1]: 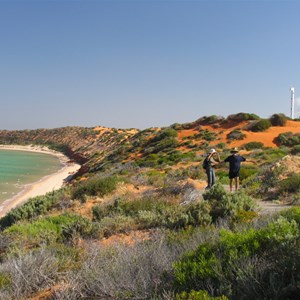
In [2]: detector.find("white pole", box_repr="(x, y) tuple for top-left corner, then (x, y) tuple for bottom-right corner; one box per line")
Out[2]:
(291, 87), (295, 119)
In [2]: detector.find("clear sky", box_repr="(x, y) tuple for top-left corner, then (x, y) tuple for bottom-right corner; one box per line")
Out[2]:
(0, 0), (300, 130)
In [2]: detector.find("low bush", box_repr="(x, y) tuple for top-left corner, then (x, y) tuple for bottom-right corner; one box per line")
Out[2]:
(203, 184), (256, 220)
(194, 129), (217, 142)
(72, 175), (121, 202)
(242, 141), (263, 150)
(5, 214), (98, 246)
(250, 164), (285, 195)
(239, 165), (259, 182)
(202, 183), (227, 202)
(162, 202), (212, 229)
(248, 119), (272, 132)
(199, 115), (224, 125)
(215, 142), (227, 150)
(227, 113), (260, 121)
(276, 132), (300, 147)
(175, 290), (228, 300)
(215, 170), (229, 185)
(226, 129), (246, 141)
(231, 210), (258, 224)
(269, 113), (287, 126)
(93, 196), (212, 233)
(98, 215), (137, 237)
(250, 147), (288, 163)
(278, 174), (300, 194)
(291, 144), (300, 155)
(0, 189), (69, 229)
(0, 247), (60, 299)
(173, 216), (300, 299)
(150, 128), (178, 143)
(280, 206), (300, 226)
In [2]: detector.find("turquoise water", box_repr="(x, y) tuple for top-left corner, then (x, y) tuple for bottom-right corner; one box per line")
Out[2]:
(0, 150), (63, 202)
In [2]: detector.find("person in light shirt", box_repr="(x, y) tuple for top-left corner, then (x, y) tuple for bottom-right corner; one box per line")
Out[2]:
(204, 148), (221, 189)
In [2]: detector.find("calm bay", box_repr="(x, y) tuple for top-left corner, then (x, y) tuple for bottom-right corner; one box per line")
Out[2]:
(0, 149), (63, 202)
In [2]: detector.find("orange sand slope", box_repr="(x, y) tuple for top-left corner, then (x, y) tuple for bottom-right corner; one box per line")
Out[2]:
(178, 120), (300, 149)
(229, 120), (300, 148)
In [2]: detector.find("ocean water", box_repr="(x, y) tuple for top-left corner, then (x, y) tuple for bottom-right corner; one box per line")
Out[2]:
(0, 150), (63, 202)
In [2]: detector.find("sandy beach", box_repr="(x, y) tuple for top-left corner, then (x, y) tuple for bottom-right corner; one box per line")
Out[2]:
(0, 145), (81, 218)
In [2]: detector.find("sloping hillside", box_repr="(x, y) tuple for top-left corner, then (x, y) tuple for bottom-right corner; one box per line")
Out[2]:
(0, 113), (299, 175)
(1, 113), (300, 299)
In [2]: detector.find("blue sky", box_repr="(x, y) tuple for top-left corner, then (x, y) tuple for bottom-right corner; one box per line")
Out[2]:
(0, 0), (300, 130)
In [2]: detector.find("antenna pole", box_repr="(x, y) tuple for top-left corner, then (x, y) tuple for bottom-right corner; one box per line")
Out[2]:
(291, 87), (295, 119)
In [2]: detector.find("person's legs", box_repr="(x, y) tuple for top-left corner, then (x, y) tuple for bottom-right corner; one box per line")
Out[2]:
(235, 177), (239, 191)
(206, 168), (214, 188)
(211, 168), (215, 186)
(229, 178), (233, 192)
(206, 168), (211, 188)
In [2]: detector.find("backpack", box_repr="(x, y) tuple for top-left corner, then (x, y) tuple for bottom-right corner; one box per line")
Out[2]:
(202, 157), (209, 169)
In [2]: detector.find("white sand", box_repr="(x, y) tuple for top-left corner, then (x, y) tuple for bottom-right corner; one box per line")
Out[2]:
(0, 145), (81, 218)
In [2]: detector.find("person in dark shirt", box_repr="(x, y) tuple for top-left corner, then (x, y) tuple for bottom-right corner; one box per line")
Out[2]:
(224, 147), (246, 192)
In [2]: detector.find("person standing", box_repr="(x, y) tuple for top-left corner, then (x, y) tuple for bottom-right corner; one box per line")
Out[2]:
(224, 147), (246, 192)
(204, 148), (221, 189)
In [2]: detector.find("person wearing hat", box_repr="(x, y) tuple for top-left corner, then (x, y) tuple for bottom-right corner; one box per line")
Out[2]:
(224, 147), (246, 192)
(204, 148), (221, 189)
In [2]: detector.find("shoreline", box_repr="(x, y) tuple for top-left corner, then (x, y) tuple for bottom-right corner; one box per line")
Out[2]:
(0, 145), (81, 218)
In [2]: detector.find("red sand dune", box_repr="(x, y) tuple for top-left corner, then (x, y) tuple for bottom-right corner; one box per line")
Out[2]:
(178, 120), (300, 149)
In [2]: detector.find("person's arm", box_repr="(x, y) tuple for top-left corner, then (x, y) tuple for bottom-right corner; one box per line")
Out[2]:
(246, 159), (258, 165)
(243, 156), (257, 165)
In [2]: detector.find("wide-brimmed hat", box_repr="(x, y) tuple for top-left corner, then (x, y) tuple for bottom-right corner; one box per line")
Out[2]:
(208, 148), (216, 154)
(231, 147), (239, 153)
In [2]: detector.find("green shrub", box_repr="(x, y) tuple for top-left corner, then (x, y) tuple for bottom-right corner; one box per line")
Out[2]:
(175, 290), (228, 300)
(226, 129), (246, 141)
(4, 213), (98, 245)
(0, 189), (69, 229)
(98, 215), (137, 237)
(162, 202), (212, 229)
(118, 196), (172, 216)
(253, 164), (285, 194)
(278, 174), (300, 194)
(202, 183), (227, 202)
(173, 216), (299, 298)
(269, 113), (287, 126)
(242, 141), (263, 150)
(248, 119), (272, 132)
(250, 147), (288, 162)
(72, 175), (121, 201)
(92, 204), (112, 221)
(61, 215), (99, 243)
(199, 115), (223, 125)
(280, 206), (300, 227)
(276, 132), (300, 147)
(239, 165), (259, 182)
(215, 142), (227, 150)
(150, 128), (178, 143)
(215, 170), (229, 185)
(93, 196), (212, 233)
(291, 144), (300, 155)
(227, 113), (260, 121)
(232, 210), (258, 224)
(194, 129), (217, 142)
(150, 137), (179, 154)
(203, 184), (256, 220)
(0, 272), (11, 289)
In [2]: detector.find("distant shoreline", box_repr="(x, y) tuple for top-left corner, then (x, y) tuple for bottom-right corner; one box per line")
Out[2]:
(0, 145), (81, 218)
